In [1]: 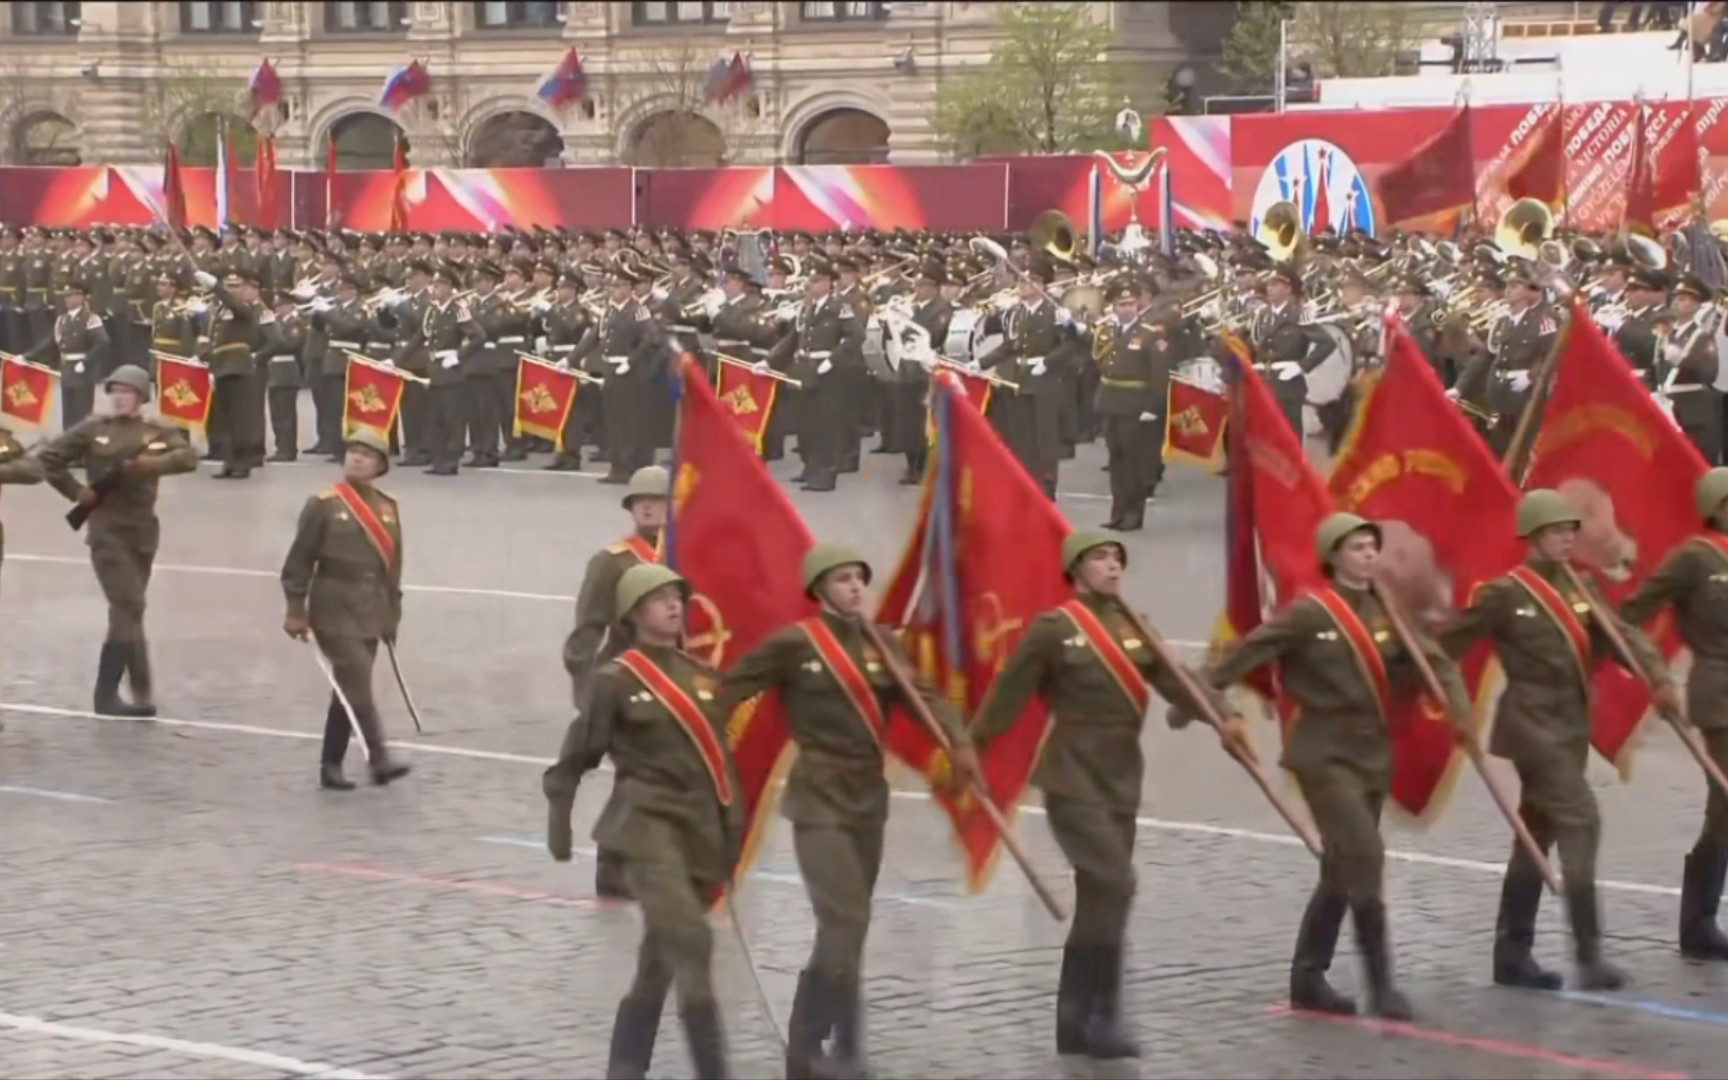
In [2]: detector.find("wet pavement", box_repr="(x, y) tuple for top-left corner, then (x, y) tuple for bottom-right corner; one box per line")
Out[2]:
(1, 401), (1726, 1078)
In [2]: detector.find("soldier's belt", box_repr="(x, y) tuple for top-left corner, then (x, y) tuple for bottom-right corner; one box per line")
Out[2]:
(715, 339), (751, 348)
(1667, 384), (1706, 395)
(605, 355), (630, 363)
(1101, 377), (1148, 388)
(152, 338), (181, 348)
(434, 349), (460, 363)
(1494, 368), (1530, 381)
(498, 335), (526, 345)
(213, 343), (248, 355)
(328, 339), (361, 350)
(550, 344), (577, 353)
(63, 352), (87, 361)
(672, 324), (698, 334)
(800, 350), (833, 360)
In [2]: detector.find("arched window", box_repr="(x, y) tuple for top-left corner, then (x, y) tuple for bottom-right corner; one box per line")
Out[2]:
(12, 110), (79, 165)
(467, 111), (563, 167)
(328, 112), (405, 170)
(797, 108), (889, 165)
(177, 112), (258, 166)
(625, 110), (726, 168)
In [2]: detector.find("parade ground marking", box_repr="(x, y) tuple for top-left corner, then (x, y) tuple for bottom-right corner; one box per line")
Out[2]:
(0, 783), (112, 804)
(0, 1009), (389, 1079)
(1560, 989), (1728, 1030)
(296, 861), (612, 910)
(1267, 1005), (1689, 1080)
(0, 698), (1688, 902)
(478, 835), (956, 909)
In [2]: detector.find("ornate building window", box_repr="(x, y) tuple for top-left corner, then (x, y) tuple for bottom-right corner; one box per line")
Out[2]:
(179, 1), (259, 34)
(11, 1), (80, 35)
(800, 1), (888, 20)
(473, 1), (564, 29)
(325, 1), (409, 31)
(631, 2), (732, 26)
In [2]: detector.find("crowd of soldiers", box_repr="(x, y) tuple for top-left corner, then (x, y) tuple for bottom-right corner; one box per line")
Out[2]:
(7, 211), (1728, 1080)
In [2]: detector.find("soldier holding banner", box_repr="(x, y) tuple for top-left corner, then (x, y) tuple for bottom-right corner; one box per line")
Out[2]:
(594, 263), (666, 485)
(713, 542), (973, 1080)
(1206, 514), (1469, 1022)
(543, 269), (595, 472)
(971, 533), (1249, 1060)
(892, 263), (952, 486)
(543, 562), (738, 1080)
(38, 365), (198, 719)
(194, 267), (273, 479)
(279, 428), (412, 790)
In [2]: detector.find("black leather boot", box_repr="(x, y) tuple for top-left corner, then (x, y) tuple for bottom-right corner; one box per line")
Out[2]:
(1080, 944), (1140, 1059)
(784, 969), (835, 1080)
(1680, 846), (1728, 960)
(1290, 889), (1358, 1014)
(681, 999), (730, 1080)
(1054, 944), (1089, 1054)
(1493, 868), (1563, 990)
(1568, 882), (1628, 991)
(605, 994), (665, 1080)
(825, 973), (869, 1079)
(370, 759), (411, 785)
(596, 850), (633, 900)
(93, 642), (153, 718)
(1352, 900), (1414, 1020)
(124, 642), (157, 718)
(319, 763), (356, 791)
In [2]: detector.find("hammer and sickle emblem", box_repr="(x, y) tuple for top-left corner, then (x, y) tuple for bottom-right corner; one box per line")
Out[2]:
(684, 591), (733, 668)
(972, 592), (1024, 676)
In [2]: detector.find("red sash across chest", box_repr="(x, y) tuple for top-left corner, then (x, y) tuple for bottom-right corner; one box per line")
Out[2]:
(333, 481), (396, 570)
(797, 618), (888, 744)
(1507, 565), (1592, 683)
(1057, 599), (1152, 714)
(615, 649), (733, 805)
(1307, 588), (1392, 718)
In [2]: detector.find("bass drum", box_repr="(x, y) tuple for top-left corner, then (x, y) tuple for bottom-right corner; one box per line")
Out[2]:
(1176, 356), (1225, 395)
(1304, 323), (1357, 406)
(945, 307), (1002, 366)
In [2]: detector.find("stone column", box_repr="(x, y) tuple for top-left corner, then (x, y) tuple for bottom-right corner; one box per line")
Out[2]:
(72, 1), (160, 164)
(883, 1), (946, 163)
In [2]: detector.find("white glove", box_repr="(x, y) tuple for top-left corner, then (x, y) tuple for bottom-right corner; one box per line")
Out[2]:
(1028, 358), (1047, 378)
(752, 361), (770, 375)
(651, 287), (669, 303)
(1055, 307), (1074, 327)
(1509, 370), (1532, 393)
(533, 300), (551, 315)
(1138, 411), (1159, 422)
(1445, 387), (1460, 400)
(311, 297), (333, 313)
(194, 270), (218, 289)
(381, 358), (395, 368)
(615, 359), (630, 376)
(1272, 360), (1303, 382)
(555, 360), (571, 371)
(1664, 342), (1685, 365)
(994, 293), (1017, 313)
(817, 358), (833, 376)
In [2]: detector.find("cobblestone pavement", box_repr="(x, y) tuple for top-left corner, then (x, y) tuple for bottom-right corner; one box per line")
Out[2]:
(3, 406), (1728, 1078)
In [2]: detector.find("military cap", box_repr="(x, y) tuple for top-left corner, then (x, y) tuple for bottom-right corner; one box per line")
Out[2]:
(345, 429), (390, 475)
(1025, 258), (1057, 286)
(433, 263), (463, 287)
(807, 258), (837, 280)
(508, 257), (535, 278)
(1504, 259), (1542, 289)
(917, 262), (946, 287)
(406, 258), (435, 277)
(1108, 281), (1138, 304)
(1395, 273), (1429, 296)
(1628, 267), (1669, 293)
(1676, 272), (1715, 302)
(724, 263), (755, 283)
(472, 259), (503, 282)
(832, 256), (859, 274)
(1268, 264), (1303, 291)
(338, 272), (363, 290)
(769, 256), (794, 275)
(62, 279), (87, 294)
(802, 542), (872, 598)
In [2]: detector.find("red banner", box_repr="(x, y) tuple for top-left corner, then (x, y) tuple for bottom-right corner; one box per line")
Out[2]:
(1522, 303), (1705, 769)
(1164, 377), (1228, 468)
(342, 355), (412, 438)
(513, 356), (579, 450)
(154, 354), (213, 435)
(713, 359), (780, 453)
(0, 355), (56, 428)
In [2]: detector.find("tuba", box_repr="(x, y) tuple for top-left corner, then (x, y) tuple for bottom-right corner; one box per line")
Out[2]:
(1494, 198), (1554, 261)
(1029, 210), (1079, 265)
(1256, 201), (1306, 264)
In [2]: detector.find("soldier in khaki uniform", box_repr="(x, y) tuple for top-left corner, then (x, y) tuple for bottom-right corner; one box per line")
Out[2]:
(563, 465), (668, 898)
(1091, 281), (1171, 532)
(195, 267), (273, 479)
(714, 543), (976, 1079)
(970, 534), (1251, 1059)
(0, 423), (44, 573)
(1621, 467), (1728, 958)
(544, 563), (738, 1080)
(279, 429), (412, 789)
(38, 365), (199, 718)
(1206, 514), (1470, 1020)
(25, 280), (109, 429)
(1443, 489), (1676, 991)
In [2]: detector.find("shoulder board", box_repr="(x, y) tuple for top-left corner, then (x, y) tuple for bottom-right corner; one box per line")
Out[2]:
(317, 486), (342, 501)
(86, 314), (103, 330)
(372, 487), (397, 508)
(839, 305), (856, 320)
(606, 542), (631, 555)
(634, 306), (650, 321)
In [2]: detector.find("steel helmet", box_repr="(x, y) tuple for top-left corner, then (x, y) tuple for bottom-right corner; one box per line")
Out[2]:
(104, 364), (152, 401)
(622, 465), (670, 510)
(1316, 512), (1381, 564)
(1697, 467), (1728, 523)
(1516, 489), (1582, 539)
(344, 429), (390, 474)
(615, 563), (689, 618)
(802, 542), (872, 597)
(1062, 532), (1126, 578)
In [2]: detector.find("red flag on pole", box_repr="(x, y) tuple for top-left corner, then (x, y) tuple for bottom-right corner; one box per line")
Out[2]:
(513, 355), (579, 450)
(342, 355), (414, 438)
(1375, 106), (1476, 229)
(325, 133), (339, 230)
(388, 134), (410, 233)
(162, 142), (188, 230)
(1328, 319), (1522, 816)
(713, 359), (783, 453)
(1521, 302), (1708, 768)
(1, 355), (57, 428)
(255, 134), (279, 228)
(1504, 108), (1566, 207)
(154, 354), (213, 437)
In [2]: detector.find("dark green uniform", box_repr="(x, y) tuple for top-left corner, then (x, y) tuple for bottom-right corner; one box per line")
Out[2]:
(1443, 557), (1665, 984)
(596, 297), (665, 483)
(714, 610), (965, 1074)
(543, 644), (739, 1080)
(261, 308), (307, 459)
(1092, 313), (1171, 531)
(280, 479), (408, 782)
(38, 412), (199, 711)
(26, 302), (108, 428)
(1622, 531), (1728, 956)
(205, 282), (269, 476)
(392, 296), (483, 475)
(979, 297), (1065, 496)
(1455, 302), (1562, 458)
(0, 427), (44, 571)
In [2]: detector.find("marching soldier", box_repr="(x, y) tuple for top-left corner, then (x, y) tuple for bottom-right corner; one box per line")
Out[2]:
(1092, 281), (1170, 533)
(970, 534), (1251, 1059)
(25, 280), (109, 430)
(279, 429), (413, 790)
(261, 292), (307, 461)
(563, 465), (668, 898)
(713, 543), (976, 1079)
(0, 421), (44, 575)
(543, 563), (738, 1080)
(979, 260), (1067, 498)
(1621, 468), (1728, 960)
(38, 365), (199, 718)
(1206, 514), (1470, 1020)
(1661, 274), (1723, 466)
(1442, 489), (1676, 992)
(1453, 262), (1562, 458)
(391, 264), (483, 476)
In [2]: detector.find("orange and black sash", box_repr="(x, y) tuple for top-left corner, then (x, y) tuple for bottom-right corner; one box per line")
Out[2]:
(333, 481), (396, 570)
(1308, 588), (1392, 718)
(1508, 565), (1593, 688)
(1058, 599), (1151, 714)
(797, 618), (888, 746)
(616, 649), (734, 806)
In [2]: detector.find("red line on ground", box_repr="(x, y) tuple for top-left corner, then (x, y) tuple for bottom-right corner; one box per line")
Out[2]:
(295, 861), (626, 911)
(1267, 1005), (1689, 1080)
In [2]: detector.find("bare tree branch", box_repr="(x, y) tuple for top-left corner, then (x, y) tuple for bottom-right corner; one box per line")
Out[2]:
(0, 55), (77, 165)
(613, 41), (765, 167)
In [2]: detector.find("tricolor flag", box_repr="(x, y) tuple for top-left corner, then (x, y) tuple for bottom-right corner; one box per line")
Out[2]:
(214, 118), (232, 231)
(536, 48), (588, 109)
(1158, 158), (1175, 259)
(379, 60), (431, 113)
(248, 59), (282, 121)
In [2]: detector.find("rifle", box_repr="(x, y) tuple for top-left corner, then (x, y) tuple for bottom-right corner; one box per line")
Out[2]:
(66, 445), (149, 531)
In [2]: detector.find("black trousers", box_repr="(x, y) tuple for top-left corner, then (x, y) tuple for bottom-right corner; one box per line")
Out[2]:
(1103, 412), (1165, 524)
(801, 372), (850, 483)
(428, 383), (467, 471)
(316, 373), (346, 454)
(493, 367), (524, 455)
(213, 372), (261, 471)
(61, 381), (94, 430)
(465, 373), (501, 461)
(891, 379), (929, 477)
(267, 386), (299, 457)
(603, 375), (655, 477)
(398, 378), (429, 460)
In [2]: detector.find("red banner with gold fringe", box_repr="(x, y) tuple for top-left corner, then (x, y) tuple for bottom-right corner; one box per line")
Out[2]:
(343, 355), (412, 439)
(153, 353), (214, 436)
(1, 355), (56, 428)
(1164, 376), (1228, 467)
(514, 355), (579, 450)
(714, 360), (780, 453)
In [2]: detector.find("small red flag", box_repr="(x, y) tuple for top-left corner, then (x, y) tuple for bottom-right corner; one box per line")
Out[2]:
(513, 356), (579, 450)
(342, 355), (412, 439)
(162, 142), (188, 230)
(713, 361), (782, 453)
(1, 355), (57, 428)
(1164, 376), (1229, 468)
(155, 354), (213, 436)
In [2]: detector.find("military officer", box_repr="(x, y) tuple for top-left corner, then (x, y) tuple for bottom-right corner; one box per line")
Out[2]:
(261, 292), (307, 461)
(970, 534), (1251, 1059)
(193, 267), (273, 479)
(542, 270), (595, 472)
(713, 543), (975, 1079)
(38, 365), (199, 718)
(1454, 262), (1562, 458)
(978, 260), (1067, 497)
(25, 280), (109, 429)
(1661, 273), (1723, 465)
(0, 226), (26, 353)
(1442, 489), (1676, 992)
(0, 422), (44, 575)
(1621, 468), (1728, 959)
(309, 266), (370, 463)
(767, 260), (865, 492)
(563, 465), (668, 898)
(149, 270), (197, 361)
(392, 265), (483, 476)
(387, 259), (435, 468)
(890, 263), (952, 485)
(1092, 281), (1170, 532)
(1610, 266), (1670, 380)
(1206, 514), (1470, 1020)
(279, 429), (412, 789)
(1393, 274), (1450, 387)
(543, 563), (737, 1080)
(595, 264), (667, 484)
(1250, 264), (1335, 442)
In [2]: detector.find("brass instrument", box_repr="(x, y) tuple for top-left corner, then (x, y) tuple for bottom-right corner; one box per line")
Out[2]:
(1057, 282), (1107, 322)
(1494, 198), (1554, 261)
(1029, 210), (1079, 265)
(1256, 200), (1306, 264)
(1627, 232), (1668, 272)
